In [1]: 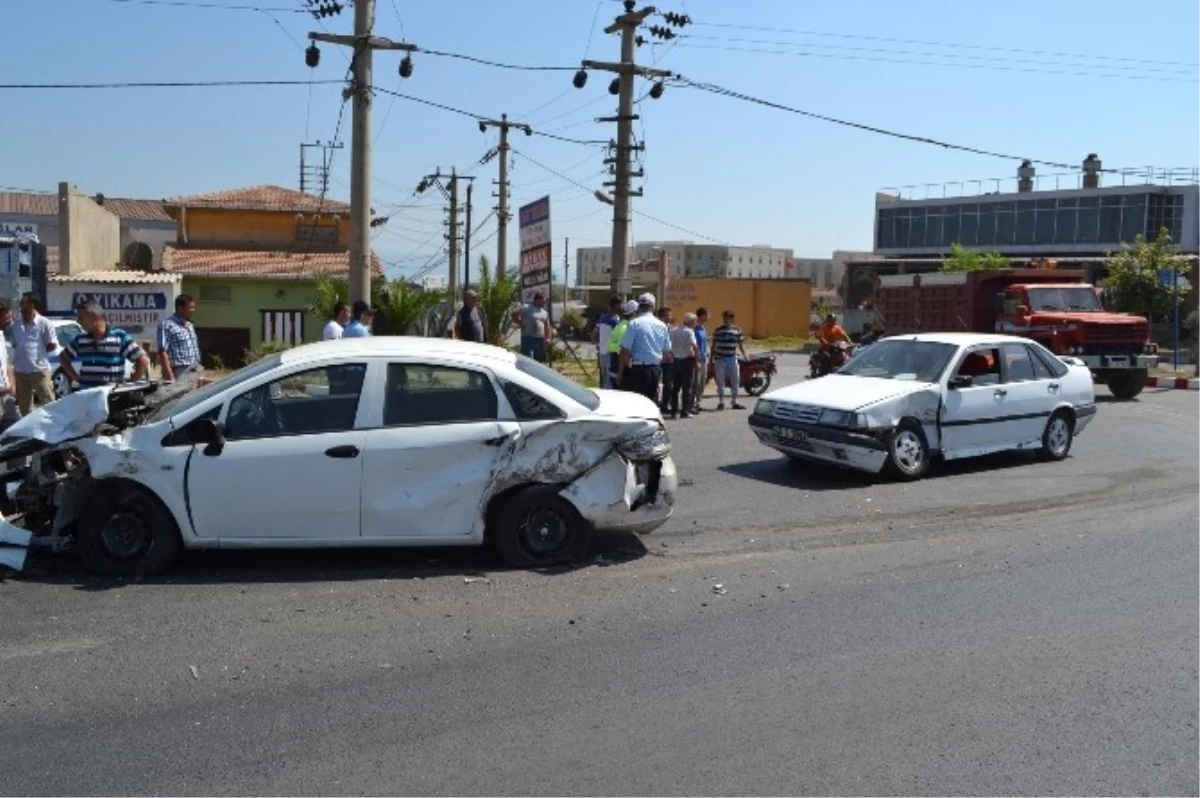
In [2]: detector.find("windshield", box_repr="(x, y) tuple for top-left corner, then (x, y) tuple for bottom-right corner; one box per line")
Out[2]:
(839, 339), (958, 383)
(1027, 286), (1102, 312)
(514, 354), (601, 410)
(146, 355), (282, 422)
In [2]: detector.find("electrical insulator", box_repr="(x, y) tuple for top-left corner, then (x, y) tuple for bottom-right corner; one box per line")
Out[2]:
(399, 55), (414, 78)
(649, 81), (665, 99)
(572, 69), (588, 89)
(608, 78), (620, 95)
(305, 43), (321, 68)
(663, 11), (692, 27)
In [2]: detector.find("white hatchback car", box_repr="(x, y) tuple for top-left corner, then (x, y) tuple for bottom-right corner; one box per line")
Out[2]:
(0, 338), (677, 576)
(749, 333), (1097, 480)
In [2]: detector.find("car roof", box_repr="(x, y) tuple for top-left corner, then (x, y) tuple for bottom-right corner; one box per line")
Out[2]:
(279, 336), (520, 367)
(884, 332), (1040, 347)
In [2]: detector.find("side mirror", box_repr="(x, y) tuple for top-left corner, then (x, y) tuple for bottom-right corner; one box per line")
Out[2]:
(1017, 304), (1030, 317)
(184, 417), (226, 456)
(948, 375), (973, 390)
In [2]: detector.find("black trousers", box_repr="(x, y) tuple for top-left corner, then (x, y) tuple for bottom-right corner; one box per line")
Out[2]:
(670, 357), (696, 415)
(659, 359), (676, 410)
(623, 364), (661, 403)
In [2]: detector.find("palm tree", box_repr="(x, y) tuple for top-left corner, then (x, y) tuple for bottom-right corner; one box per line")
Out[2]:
(474, 255), (520, 346)
(371, 279), (446, 336)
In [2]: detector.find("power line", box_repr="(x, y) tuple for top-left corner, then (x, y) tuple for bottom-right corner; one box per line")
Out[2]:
(420, 49), (576, 71)
(672, 75), (1111, 170)
(92, 0), (305, 11)
(0, 79), (344, 89)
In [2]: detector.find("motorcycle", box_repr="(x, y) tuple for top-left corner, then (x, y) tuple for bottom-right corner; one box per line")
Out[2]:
(708, 352), (777, 397)
(809, 341), (853, 379)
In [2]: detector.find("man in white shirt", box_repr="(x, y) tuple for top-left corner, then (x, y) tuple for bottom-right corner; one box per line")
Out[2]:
(9, 293), (58, 414)
(324, 302), (350, 341)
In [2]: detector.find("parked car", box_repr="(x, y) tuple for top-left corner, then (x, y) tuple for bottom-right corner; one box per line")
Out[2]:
(4, 319), (134, 400)
(748, 333), (1097, 480)
(0, 338), (677, 576)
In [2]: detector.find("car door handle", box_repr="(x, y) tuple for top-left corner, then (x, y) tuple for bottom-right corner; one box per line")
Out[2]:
(484, 430), (518, 447)
(324, 445), (360, 459)
(993, 388), (1008, 397)
(1048, 382), (1060, 392)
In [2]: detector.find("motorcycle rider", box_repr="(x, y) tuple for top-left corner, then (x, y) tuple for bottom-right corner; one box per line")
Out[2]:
(812, 314), (853, 377)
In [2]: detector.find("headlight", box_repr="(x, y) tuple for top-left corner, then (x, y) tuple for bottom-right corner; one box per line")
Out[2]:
(818, 409), (850, 427)
(848, 412), (868, 430)
(617, 427), (671, 460)
(754, 399), (776, 417)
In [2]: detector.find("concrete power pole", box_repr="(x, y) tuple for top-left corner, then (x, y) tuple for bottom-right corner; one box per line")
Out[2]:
(307, 1), (417, 305)
(579, 1), (672, 298)
(447, 169), (459, 299)
(479, 114), (532, 281)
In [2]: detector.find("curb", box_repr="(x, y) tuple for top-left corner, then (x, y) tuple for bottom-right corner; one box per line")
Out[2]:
(1145, 376), (1200, 390)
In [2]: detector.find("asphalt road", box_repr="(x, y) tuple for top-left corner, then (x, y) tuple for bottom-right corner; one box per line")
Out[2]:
(2, 354), (1197, 796)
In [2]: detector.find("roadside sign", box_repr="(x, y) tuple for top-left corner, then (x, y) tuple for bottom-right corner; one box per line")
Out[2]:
(518, 196), (551, 303)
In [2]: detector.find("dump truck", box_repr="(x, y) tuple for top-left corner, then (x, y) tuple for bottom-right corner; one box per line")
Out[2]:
(871, 267), (1156, 399)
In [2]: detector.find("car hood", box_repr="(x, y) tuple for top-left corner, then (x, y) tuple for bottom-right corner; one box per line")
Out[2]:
(0, 386), (115, 445)
(764, 374), (932, 412)
(590, 388), (663, 421)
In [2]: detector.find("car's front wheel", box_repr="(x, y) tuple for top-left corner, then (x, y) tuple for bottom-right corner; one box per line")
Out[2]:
(885, 422), (930, 481)
(1038, 410), (1074, 461)
(77, 484), (181, 577)
(494, 485), (590, 568)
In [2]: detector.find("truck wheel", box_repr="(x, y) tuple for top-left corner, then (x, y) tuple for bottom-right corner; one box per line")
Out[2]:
(494, 485), (590, 569)
(885, 422), (930, 481)
(1038, 411), (1074, 462)
(77, 485), (181, 577)
(1106, 369), (1147, 400)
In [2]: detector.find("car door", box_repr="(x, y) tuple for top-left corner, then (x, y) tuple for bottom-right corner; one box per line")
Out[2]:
(186, 361), (369, 541)
(360, 360), (519, 540)
(940, 346), (1015, 456)
(997, 342), (1056, 446)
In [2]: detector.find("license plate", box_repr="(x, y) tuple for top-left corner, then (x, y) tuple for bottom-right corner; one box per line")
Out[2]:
(1108, 356), (1129, 366)
(772, 426), (807, 443)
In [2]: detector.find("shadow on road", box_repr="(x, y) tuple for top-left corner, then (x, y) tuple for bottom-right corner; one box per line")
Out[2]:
(7, 532), (648, 590)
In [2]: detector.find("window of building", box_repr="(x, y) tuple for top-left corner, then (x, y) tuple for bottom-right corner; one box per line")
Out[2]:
(1055, 199), (1078, 245)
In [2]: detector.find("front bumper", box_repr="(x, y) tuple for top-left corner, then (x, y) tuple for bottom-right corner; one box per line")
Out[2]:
(560, 451), (677, 534)
(1078, 354), (1156, 370)
(749, 414), (889, 474)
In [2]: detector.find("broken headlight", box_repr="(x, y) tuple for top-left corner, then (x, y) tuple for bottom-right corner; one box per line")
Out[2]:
(818, 409), (868, 430)
(617, 427), (672, 461)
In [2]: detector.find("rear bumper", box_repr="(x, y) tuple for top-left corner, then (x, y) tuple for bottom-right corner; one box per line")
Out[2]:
(560, 452), (676, 534)
(749, 415), (888, 474)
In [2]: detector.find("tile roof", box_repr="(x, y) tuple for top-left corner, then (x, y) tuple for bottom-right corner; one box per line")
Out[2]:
(0, 191), (57, 216)
(96, 198), (172, 222)
(165, 185), (351, 214)
(163, 245), (383, 281)
(49, 269), (181, 285)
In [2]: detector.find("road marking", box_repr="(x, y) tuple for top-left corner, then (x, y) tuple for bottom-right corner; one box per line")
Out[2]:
(0, 638), (107, 660)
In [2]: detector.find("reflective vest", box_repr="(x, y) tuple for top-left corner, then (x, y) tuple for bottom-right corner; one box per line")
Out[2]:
(607, 319), (630, 354)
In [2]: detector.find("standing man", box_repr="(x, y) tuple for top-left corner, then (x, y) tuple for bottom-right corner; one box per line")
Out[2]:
(453, 289), (489, 343)
(607, 300), (637, 389)
(591, 295), (622, 388)
(710, 309), (749, 410)
(617, 293), (671, 403)
(157, 294), (201, 383)
(668, 312), (699, 419)
(342, 300), (374, 338)
(692, 307), (710, 413)
(9, 293), (59, 414)
(60, 301), (149, 389)
(324, 302), (350, 340)
(0, 301), (19, 428)
(513, 291), (552, 362)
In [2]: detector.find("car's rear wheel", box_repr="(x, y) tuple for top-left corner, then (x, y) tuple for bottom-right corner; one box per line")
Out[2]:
(1038, 410), (1074, 462)
(885, 422), (930, 481)
(77, 484), (181, 577)
(494, 485), (590, 568)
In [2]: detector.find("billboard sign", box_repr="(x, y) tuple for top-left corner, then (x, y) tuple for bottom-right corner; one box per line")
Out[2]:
(518, 196), (551, 303)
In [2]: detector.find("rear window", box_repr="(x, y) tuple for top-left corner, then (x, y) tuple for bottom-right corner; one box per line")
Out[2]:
(514, 354), (600, 410)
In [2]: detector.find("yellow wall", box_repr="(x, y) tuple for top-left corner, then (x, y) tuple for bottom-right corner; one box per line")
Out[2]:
(664, 278), (812, 338)
(167, 207), (351, 250)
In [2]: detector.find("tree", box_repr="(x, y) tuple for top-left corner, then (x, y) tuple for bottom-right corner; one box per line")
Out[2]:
(940, 243), (1012, 273)
(1102, 228), (1192, 321)
(307, 271), (445, 336)
(474, 254), (520, 346)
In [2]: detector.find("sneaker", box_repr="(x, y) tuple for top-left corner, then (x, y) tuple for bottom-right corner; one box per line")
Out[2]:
(716, 403), (726, 410)
(732, 402), (746, 410)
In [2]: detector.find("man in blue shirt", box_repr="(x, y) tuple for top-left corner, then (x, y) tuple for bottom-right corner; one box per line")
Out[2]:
(692, 306), (709, 413)
(61, 301), (149, 389)
(342, 300), (374, 338)
(157, 294), (201, 382)
(617, 293), (671, 403)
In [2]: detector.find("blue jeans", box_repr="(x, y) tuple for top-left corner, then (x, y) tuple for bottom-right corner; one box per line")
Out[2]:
(521, 336), (547, 362)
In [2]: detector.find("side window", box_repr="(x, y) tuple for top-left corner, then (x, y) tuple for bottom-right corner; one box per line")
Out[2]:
(1028, 347), (1053, 379)
(501, 379), (565, 421)
(225, 363), (366, 440)
(1001, 343), (1037, 382)
(955, 347), (1001, 386)
(384, 363), (498, 426)
(1029, 344), (1069, 378)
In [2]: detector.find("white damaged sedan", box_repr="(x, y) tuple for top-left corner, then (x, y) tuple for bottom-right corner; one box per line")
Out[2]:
(0, 338), (676, 575)
(749, 333), (1097, 480)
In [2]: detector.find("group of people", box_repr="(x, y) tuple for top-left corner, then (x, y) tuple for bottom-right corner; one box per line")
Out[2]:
(322, 300), (376, 340)
(593, 293), (751, 416)
(0, 292), (203, 424)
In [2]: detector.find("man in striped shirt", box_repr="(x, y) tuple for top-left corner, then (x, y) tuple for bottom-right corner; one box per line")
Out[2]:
(60, 301), (150, 390)
(708, 309), (748, 410)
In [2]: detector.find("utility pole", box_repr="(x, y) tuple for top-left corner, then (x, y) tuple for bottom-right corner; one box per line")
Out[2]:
(299, 141), (343, 195)
(447, 169), (459, 299)
(575, 1), (673, 298)
(416, 169), (475, 298)
(463, 180), (473, 290)
(479, 114), (532, 280)
(306, 1), (417, 305)
(563, 237), (570, 305)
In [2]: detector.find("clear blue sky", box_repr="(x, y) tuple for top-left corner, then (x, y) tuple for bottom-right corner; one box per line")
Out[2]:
(5, 0), (1198, 280)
